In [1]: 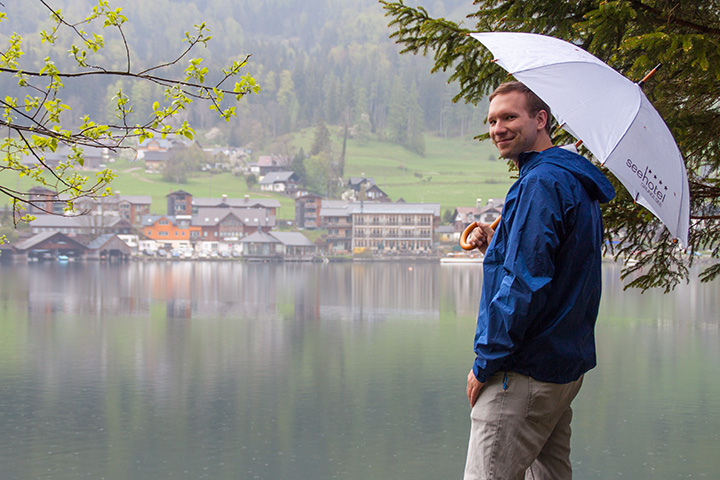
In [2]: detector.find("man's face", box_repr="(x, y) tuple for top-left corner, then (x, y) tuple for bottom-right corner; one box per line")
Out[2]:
(487, 91), (547, 163)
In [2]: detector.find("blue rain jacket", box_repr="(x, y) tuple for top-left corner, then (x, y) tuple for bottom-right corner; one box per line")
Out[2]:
(473, 146), (616, 384)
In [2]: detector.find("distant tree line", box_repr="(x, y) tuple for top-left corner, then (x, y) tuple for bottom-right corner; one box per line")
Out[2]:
(0, 0), (480, 156)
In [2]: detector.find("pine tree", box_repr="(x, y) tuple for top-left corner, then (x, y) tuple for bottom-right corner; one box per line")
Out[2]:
(382, 0), (720, 290)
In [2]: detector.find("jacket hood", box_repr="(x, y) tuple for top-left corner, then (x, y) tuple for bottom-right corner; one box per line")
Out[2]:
(519, 147), (616, 204)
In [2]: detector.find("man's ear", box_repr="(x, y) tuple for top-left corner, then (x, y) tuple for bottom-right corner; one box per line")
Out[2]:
(535, 110), (548, 132)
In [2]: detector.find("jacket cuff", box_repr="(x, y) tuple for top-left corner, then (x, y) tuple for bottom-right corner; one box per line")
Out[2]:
(472, 359), (491, 384)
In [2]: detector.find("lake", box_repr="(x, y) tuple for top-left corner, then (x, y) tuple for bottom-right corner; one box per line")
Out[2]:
(0, 261), (718, 479)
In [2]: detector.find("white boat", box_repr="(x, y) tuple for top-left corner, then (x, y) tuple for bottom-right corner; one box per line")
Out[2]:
(440, 253), (483, 264)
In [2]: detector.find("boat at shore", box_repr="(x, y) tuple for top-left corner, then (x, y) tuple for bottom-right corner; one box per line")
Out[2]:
(440, 253), (484, 264)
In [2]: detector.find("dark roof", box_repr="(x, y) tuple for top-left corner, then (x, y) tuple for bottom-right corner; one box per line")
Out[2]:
(259, 171), (297, 184)
(12, 231), (88, 251)
(192, 197), (281, 209)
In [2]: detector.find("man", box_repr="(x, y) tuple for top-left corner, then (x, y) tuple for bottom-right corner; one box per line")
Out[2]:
(463, 81), (615, 480)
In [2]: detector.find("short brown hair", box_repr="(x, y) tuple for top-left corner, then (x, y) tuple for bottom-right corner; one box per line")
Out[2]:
(489, 81), (553, 135)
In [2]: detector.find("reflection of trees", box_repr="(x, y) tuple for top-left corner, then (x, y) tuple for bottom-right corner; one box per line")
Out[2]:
(0, 262), (718, 478)
(439, 265), (484, 317)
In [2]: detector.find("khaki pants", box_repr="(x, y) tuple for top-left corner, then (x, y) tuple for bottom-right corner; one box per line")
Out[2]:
(463, 372), (584, 480)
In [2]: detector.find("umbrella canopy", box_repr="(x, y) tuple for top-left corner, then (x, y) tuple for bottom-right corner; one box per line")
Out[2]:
(469, 32), (690, 246)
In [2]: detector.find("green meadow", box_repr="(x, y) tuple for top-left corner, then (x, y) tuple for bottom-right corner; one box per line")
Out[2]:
(2, 134), (515, 221)
(342, 135), (514, 209)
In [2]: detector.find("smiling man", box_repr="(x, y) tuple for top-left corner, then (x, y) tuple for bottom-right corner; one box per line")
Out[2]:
(463, 81), (616, 480)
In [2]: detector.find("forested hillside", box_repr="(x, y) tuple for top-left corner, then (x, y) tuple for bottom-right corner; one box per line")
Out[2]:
(1, 0), (484, 153)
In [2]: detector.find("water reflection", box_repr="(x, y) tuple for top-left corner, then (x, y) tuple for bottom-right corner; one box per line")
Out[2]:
(0, 261), (717, 479)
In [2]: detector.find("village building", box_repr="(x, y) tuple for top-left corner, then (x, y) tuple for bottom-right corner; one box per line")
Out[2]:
(259, 171), (300, 194)
(190, 194), (281, 217)
(72, 195), (152, 224)
(319, 200), (356, 252)
(451, 199), (504, 239)
(343, 177), (391, 202)
(249, 155), (291, 176)
(191, 207), (274, 242)
(28, 214), (137, 236)
(26, 186), (66, 215)
(9, 231), (131, 261)
(142, 150), (173, 172)
(20, 144), (112, 171)
(363, 184), (390, 201)
(239, 231), (316, 260)
(351, 202), (441, 253)
(295, 193), (323, 229)
(167, 190), (194, 216)
(141, 214), (199, 249)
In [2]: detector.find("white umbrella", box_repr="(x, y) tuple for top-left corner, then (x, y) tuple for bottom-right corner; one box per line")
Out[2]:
(469, 32), (690, 246)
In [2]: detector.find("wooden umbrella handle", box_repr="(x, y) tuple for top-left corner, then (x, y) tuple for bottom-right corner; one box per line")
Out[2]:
(459, 216), (501, 251)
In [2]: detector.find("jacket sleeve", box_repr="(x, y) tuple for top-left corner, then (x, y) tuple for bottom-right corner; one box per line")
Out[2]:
(473, 173), (567, 382)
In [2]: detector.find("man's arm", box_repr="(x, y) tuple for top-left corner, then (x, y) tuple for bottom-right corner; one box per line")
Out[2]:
(471, 174), (566, 383)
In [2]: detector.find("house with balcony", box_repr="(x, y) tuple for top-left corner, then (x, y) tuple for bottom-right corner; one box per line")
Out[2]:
(191, 195), (281, 217)
(167, 190), (194, 216)
(26, 186), (66, 215)
(319, 200), (356, 252)
(71, 195), (151, 224)
(191, 207), (274, 243)
(28, 214), (137, 236)
(351, 202), (441, 254)
(295, 193), (323, 229)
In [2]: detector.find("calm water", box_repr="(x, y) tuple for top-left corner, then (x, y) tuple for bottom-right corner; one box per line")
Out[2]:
(0, 261), (718, 479)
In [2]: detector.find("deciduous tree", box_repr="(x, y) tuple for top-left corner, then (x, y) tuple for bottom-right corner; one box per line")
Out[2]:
(0, 0), (259, 234)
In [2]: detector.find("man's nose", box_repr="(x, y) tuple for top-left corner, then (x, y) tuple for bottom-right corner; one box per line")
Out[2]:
(492, 121), (507, 134)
